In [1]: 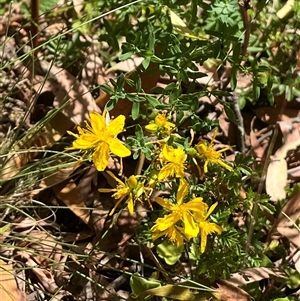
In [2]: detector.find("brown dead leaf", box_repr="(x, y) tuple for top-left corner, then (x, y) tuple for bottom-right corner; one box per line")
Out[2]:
(255, 107), (300, 124)
(0, 260), (25, 301)
(52, 180), (91, 224)
(25, 231), (62, 265)
(106, 56), (144, 74)
(32, 267), (58, 294)
(36, 60), (101, 126)
(274, 93), (300, 111)
(90, 272), (118, 301)
(214, 280), (251, 301)
(229, 267), (287, 286)
(266, 136), (300, 201)
(0, 111), (74, 181)
(40, 167), (74, 189)
(268, 190), (300, 245)
(72, 0), (84, 17)
(92, 204), (147, 256)
(249, 128), (266, 160)
(265, 155), (287, 201)
(292, 248), (300, 273)
(277, 225), (300, 249)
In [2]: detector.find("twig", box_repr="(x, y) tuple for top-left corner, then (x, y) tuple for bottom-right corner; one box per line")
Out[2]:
(30, 0), (40, 56)
(229, 94), (246, 153)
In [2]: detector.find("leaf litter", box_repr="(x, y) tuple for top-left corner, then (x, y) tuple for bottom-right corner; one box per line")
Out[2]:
(0, 1), (300, 301)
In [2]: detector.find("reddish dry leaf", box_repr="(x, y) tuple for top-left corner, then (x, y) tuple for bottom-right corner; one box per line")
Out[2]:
(249, 128), (266, 160)
(214, 280), (251, 301)
(31, 267), (58, 294)
(40, 167), (74, 189)
(35, 60), (101, 126)
(53, 180), (91, 224)
(25, 231), (62, 265)
(0, 260), (25, 301)
(255, 107), (300, 124)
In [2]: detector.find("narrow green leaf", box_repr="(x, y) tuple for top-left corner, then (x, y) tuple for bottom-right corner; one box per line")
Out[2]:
(145, 95), (160, 107)
(119, 51), (134, 61)
(132, 102), (140, 120)
(223, 104), (238, 125)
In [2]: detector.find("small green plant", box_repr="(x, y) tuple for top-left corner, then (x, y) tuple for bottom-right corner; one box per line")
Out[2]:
(1, 0), (300, 300)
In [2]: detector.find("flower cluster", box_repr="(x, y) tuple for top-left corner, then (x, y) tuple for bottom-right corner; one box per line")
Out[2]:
(151, 178), (222, 252)
(67, 111), (233, 254)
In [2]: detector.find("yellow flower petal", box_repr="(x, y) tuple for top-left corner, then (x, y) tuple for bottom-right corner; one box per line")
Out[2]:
(113, 187), (130, 200)
(152, 228), (167, 241)
(127, 175), (138, 189)
(108, 138), (131, 157)
(127, 194), (134, 214)
(155, 197), (175, 211)
(155, 114), (168, 126)
(205, 202), (218, 218)
(106, 170), (125, 186)
(89, 112), (105, 136)
(153, 212), (180, 231)
(182, 198), (208, 214)
(199, 221), (222, 253)
(182, 212), (199, 239)
(107, 115), (126, 136)
(167, 226), (184, 247)
(177, 178), (189, 205)
(93, 142), (110, 171)
(161, 145), (176, 162)
(158, 163), (176, 180)
(145, 123), (158, 132)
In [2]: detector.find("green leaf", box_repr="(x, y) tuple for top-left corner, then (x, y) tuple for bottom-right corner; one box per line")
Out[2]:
(135, 124), (144, 140)
(145, 95), (160, 107)
(138, 284), (197, 301)
(142, 57), (151, 69)
(119, 51), (134, 61)
(238, 96), (246, 110)
(156, 240), (184, 265)
(0, 223), (10, 235)
(223, 104), (238, 125)
(100, 84), (113, 95)
(116, 74), (125, 90)
(40, 0), (59, 13)
(285, 268), (300, 289)
(132, 102), (140, 120)
(130, 274), (161, 296)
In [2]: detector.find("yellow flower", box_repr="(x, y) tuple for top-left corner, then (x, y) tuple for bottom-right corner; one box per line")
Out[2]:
(67, 111), (131, 171)
(151, 179), (208, 246)
(193, 202), (223, 253)
(99, 171), (144, 214)
(145, 113), (175, 134)
(158, 144), (187, 180)
(195, 129), (233, 173)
